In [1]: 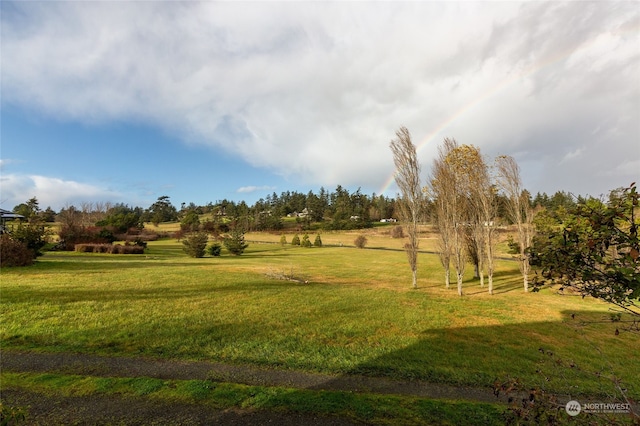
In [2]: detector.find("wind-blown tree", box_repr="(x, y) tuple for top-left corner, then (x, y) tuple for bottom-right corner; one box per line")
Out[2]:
(429, 141), (497, 295)
(429, 143), (455, 289)
(461, 146), (497, 294)
(429, 139), (468, 295)
(390, 126), (422, 289)
(495, 155), (535, 292)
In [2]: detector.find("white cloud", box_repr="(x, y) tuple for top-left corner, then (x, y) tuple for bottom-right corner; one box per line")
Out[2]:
(237, 185), (277, 194)
(559, 147), (585, 164)
(2, 1), (638, 196)
(0, 173), (122, 211)
(0, 159), (13, 170)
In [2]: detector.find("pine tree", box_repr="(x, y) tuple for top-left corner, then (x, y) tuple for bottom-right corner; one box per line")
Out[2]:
(223, 228), (249, 255)
(182, 232), (209, 258)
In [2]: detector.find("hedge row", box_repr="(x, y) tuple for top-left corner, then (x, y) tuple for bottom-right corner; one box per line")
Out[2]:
(74, 244), (145, 254)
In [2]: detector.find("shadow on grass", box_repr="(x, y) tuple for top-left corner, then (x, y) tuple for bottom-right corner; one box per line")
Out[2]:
(300, 310), (639, 423)
(415, 270), (523, 294)
(462, 276), (524, 295)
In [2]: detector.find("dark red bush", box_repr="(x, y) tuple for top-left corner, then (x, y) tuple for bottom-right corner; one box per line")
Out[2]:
(0, 235), (35, 267)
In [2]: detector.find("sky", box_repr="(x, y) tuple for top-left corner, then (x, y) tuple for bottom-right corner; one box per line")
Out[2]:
(1, 1), (639, 212)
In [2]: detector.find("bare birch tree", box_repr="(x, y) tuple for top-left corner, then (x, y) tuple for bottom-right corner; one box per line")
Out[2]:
(428, 144), (455, 289)
(390, 127), (422, 289)
(464, 147), (497, 294)
(429, 138), (469, 295)
(495, 155), (534, 292)
(430, 141), (497, 295)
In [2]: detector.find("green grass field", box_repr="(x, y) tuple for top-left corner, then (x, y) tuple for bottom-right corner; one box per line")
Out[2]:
(1, 229), (638, 422)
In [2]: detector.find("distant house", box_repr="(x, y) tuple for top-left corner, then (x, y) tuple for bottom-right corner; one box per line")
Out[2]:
(0, 208), (25, 233)
(380, 218), (397, 223)
(288, 208), (312, 218)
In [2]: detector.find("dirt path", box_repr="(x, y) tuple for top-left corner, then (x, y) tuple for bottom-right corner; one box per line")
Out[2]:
(1, 350), (511, 425)
(1, 350), (504, 403)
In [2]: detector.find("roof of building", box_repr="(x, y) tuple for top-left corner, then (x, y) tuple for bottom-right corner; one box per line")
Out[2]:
(0, 209), (25, 219)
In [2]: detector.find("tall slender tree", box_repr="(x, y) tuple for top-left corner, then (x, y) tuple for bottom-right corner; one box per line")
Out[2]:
(432, 139), (469, 295)
(495, 155), (534, 292)
(429, 143), (456, 289)
(463, 146), (497, 294)
(390, 127), (422, 289)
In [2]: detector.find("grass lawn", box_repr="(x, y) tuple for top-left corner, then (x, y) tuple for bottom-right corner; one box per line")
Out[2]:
(1, 230), (638, 419)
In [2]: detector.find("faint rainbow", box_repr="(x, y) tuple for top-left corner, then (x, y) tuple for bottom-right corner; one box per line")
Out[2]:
(379, 24), (638, 196)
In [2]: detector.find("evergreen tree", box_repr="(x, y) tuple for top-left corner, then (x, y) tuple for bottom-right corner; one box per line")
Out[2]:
(207, 243), (222, 257)
(146, 196), (178, 226)
(180, 210), (200, 232)
(313, 234), (323, 247)
(182, 232), (208, 258)
(223, 228), (249, 255)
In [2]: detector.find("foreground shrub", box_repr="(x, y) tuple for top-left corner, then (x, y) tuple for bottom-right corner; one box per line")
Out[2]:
(182, 232), (209, 258)
(301, 234), (312, 247)
(0, 235), (34, 267)
(291, 234), (301, 246)
(279, 234), (287, 246)
(314, 234), (323, 247)
(354, 234), (368, 249)
(207, 243), (222, 257)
